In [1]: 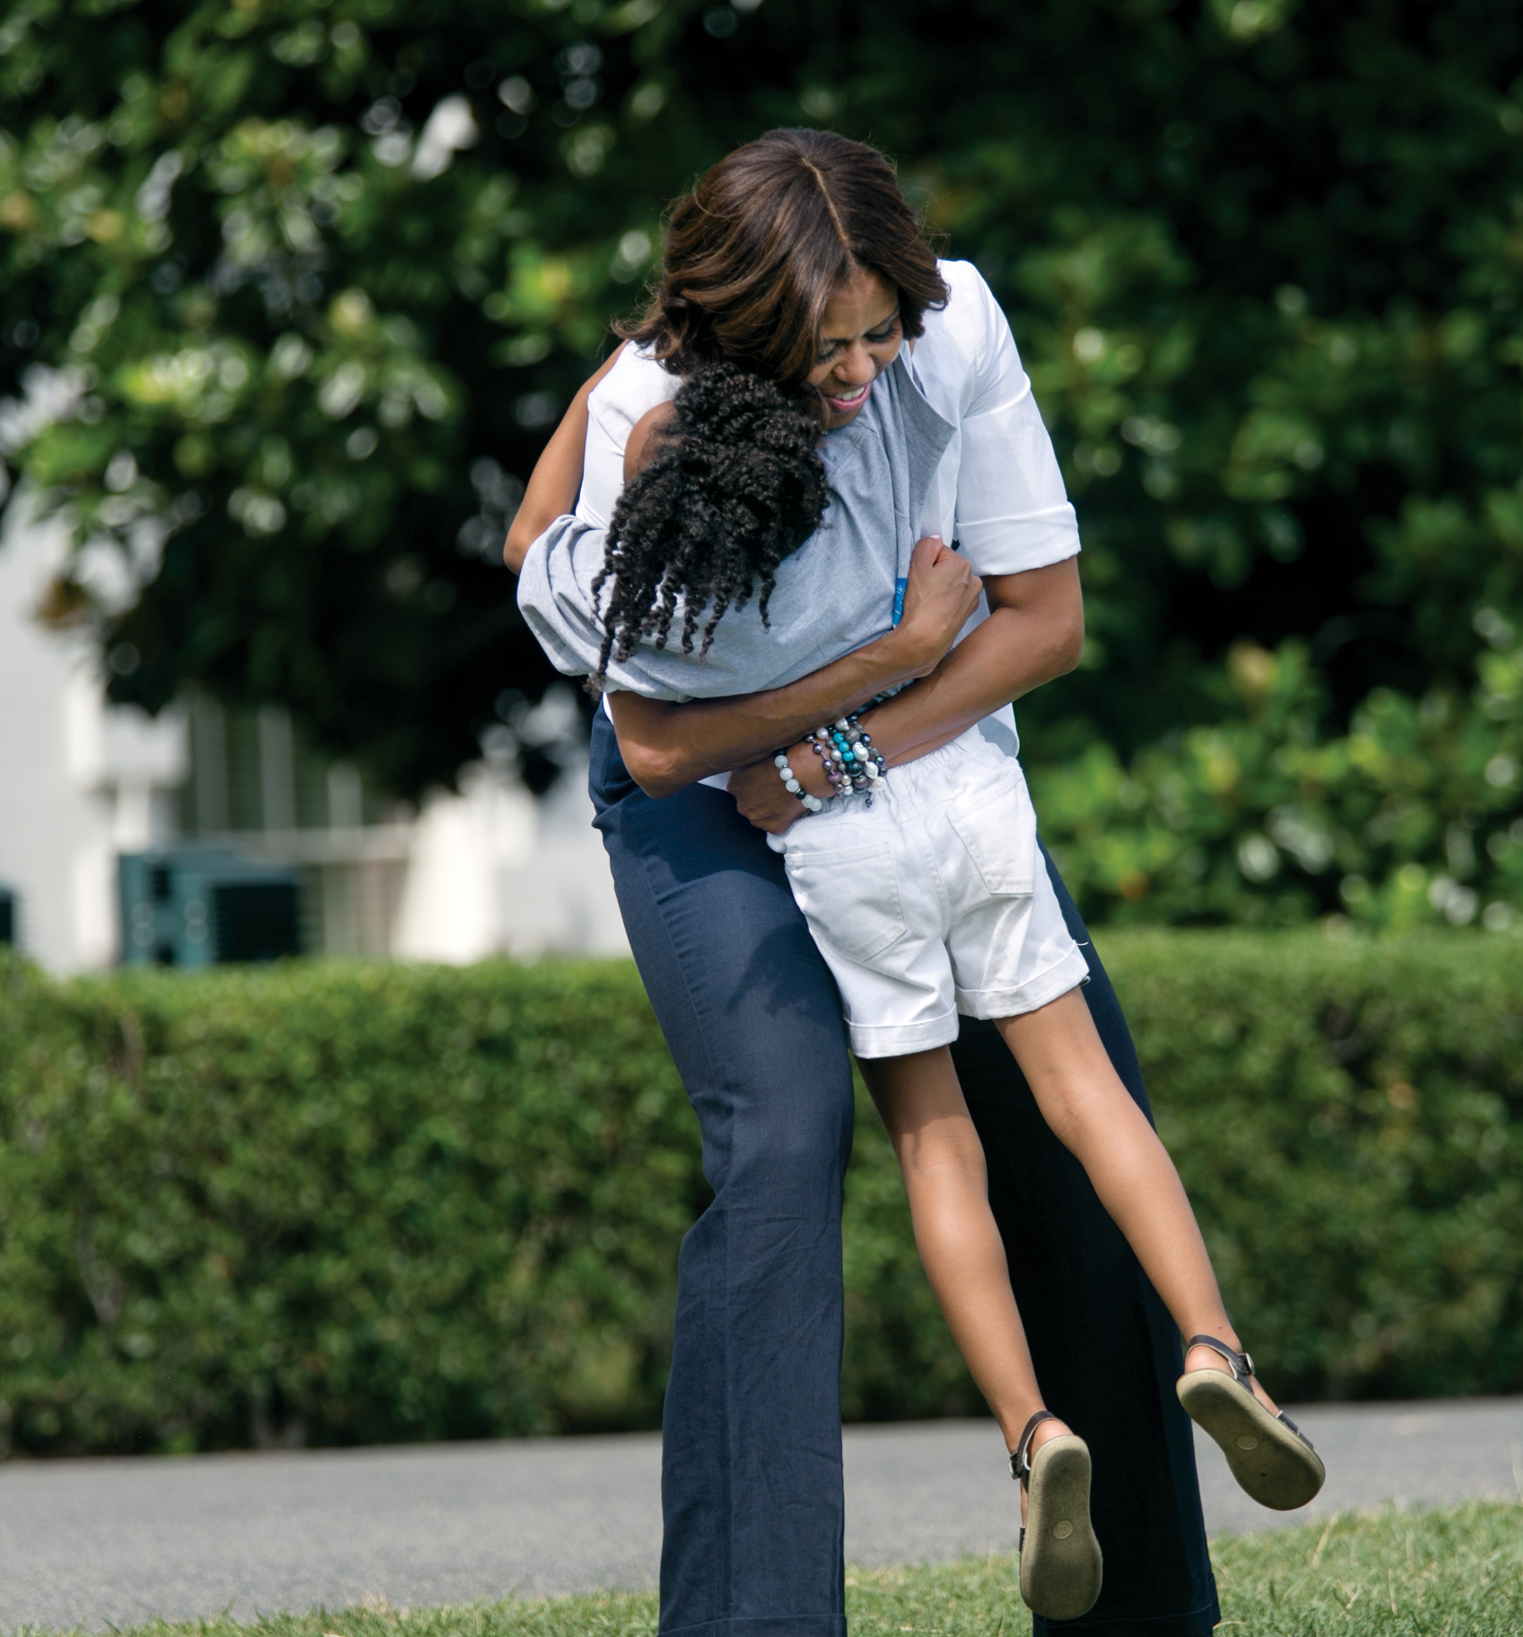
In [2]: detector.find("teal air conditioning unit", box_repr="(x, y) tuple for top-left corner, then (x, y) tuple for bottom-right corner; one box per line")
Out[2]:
(119, 847), (300, 967)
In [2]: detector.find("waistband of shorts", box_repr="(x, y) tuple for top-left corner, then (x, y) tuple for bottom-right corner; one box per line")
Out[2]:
(776, 724), (1017, 844)
(882, 723), (1016, 792)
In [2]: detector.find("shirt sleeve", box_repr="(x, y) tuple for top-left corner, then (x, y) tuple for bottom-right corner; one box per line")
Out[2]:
(950, 266), (1080, 577)
(577, 346), (680, 528)
(519, 348), (693, 698)
(516, 514), (605, 679)
(515, 514), (692, 702)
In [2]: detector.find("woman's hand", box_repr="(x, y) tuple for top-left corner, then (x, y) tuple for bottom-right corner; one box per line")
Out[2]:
(888, 535), (984, 676)
(727, 739), (832, 835)
(717, 537), (980, 835)
(728, 759), (804, 835)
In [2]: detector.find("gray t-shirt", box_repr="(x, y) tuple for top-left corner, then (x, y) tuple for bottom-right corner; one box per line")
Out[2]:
(517, 355), (954, 703)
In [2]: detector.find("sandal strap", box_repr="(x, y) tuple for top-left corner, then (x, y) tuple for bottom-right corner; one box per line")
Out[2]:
(1010, 1409), (1061, 1484)
(1276, 1408), (1315, 1448)
(1185, 1333), (1256, 1389)
(1187, 1337), (1319, 1455)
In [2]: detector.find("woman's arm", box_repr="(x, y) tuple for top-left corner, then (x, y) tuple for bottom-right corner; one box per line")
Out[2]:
(503, 345), (625, 573)
(607, 535), (984, 798)
(865, 556), (1084, 763)
(723, 269), (1086, 832)
(727, 556), (1084, 833)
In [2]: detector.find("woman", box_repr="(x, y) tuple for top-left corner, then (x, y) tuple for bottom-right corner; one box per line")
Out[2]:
(508, 129), (1219, 1637)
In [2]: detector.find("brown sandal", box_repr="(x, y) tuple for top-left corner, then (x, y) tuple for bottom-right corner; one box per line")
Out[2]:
(1176, 1335), (1325, 1511)
(1010, 1410), (1103, 1621)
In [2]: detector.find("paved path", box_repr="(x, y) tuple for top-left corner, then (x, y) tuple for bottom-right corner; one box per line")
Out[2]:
(2, 1400), (1519, 1631)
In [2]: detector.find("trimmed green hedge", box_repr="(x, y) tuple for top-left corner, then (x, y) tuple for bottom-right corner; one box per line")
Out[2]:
(2, 932), (1520, 1456)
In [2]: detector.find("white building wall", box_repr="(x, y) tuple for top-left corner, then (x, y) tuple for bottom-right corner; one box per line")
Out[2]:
(0, 504), (628, 972)
(393, 757), (629, 963)
(0, 501), (186, 970)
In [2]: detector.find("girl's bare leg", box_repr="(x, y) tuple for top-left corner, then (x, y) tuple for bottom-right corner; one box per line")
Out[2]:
(993, 990), (1279, 1412)
(859, 1047), (1072, 1477)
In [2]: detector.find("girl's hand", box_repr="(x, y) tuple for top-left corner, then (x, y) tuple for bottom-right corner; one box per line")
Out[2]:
(727, 740), (831, 834)
(891, 535), (984, 676)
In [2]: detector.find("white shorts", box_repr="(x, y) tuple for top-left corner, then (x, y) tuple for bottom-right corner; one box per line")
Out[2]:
(776, 726), (1089, 1058)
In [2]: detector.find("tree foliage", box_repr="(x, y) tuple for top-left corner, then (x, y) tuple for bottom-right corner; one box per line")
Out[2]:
(3, 0), (1523, 921)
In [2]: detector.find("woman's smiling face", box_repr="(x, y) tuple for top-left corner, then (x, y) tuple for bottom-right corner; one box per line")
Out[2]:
(808, 265), (903, 429)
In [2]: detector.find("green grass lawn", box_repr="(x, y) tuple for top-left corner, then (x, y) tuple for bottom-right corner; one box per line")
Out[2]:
(44, 1502), (1523, 1637)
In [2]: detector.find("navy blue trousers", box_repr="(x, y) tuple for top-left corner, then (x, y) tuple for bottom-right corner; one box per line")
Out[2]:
(590, 713), (1218, 1637)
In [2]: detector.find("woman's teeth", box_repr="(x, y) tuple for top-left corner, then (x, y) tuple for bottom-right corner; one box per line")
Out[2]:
(827, 383), (870, 410)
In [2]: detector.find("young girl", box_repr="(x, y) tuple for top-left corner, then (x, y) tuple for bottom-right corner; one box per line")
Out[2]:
(522, 353), (1324, 1623)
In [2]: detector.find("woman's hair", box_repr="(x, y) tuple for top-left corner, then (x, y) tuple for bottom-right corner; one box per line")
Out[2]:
(618, 128), (949, 382)
(591, 363), (829, 684)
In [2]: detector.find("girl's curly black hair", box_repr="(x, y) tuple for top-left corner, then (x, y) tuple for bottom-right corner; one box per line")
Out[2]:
(590, 362), (829, 686)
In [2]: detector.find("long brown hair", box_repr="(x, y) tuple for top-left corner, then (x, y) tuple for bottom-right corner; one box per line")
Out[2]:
(619, 128), (949, 383)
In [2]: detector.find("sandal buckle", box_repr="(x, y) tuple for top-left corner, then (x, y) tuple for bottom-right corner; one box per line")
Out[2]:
(1012, 1408), (1059, 1485)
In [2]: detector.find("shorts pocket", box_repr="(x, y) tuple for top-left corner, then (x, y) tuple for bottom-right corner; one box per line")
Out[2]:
(783, 843), (907, 965)
(945, 771), (1038, 896)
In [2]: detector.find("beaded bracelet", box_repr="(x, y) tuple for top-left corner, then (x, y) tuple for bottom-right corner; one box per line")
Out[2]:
(811, 713), (888, 807)
(774, 752), (825, 813)
(775, 711), (889, 816)
(808, 735), (846, 795)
